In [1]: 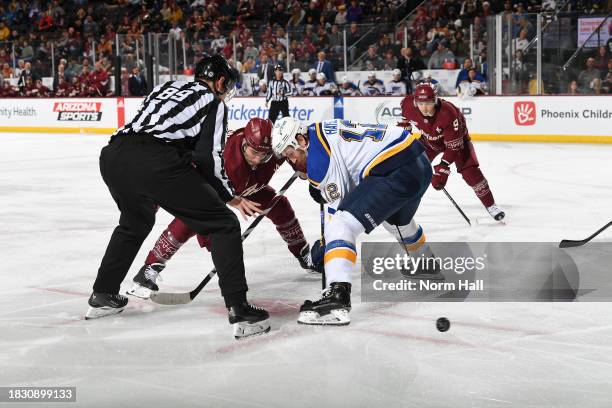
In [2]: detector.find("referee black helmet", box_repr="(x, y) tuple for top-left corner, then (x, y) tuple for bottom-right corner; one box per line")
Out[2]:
(195, 54), (240, 96)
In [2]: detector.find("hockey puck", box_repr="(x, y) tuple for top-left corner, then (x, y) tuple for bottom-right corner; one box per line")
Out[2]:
(436, 317), (450, 332)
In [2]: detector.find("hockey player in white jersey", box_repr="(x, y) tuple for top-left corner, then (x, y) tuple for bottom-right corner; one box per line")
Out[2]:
(271, 117), (435, 326)
(386, 68), (408, 95)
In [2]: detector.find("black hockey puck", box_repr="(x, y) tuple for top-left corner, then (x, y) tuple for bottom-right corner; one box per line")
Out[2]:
(436, 317), (450, 332)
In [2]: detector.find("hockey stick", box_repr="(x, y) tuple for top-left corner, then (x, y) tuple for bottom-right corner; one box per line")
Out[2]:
(442, 188), (471, 226)
(150, 171), (300, 305)
(320, 202), (326, 290)
(559, 221), (612, 248)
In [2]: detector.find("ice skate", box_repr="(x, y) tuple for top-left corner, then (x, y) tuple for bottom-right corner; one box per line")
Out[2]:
(228, 302), (271, 340)
(487, 204), (505, 221)
(297, 244), (323, 274)
(85, 292), (128, 320)
(298, 282), (351, 326)
(126, 263), (165, 299)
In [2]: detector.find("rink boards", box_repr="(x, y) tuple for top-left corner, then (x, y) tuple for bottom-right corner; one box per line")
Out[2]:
(0, 95), (610, 143)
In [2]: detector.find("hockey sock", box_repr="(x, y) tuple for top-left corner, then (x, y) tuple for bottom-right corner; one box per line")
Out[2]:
(276, 217), (307, 258)
(461, 167), (495, 208)
(383, 220), (433, 257)
(323, 211), (365, 287)
(144, 218), (196, 265)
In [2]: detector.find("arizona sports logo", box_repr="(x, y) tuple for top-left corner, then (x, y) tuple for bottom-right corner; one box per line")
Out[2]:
(514, 101), (536, 126)
(53, 102), (102, 121)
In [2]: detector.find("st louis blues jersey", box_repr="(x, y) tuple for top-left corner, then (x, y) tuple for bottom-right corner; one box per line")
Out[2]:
(306, 119), (424, 203)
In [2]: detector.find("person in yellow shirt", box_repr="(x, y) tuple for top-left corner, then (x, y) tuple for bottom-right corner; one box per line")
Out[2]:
(0, 21), (10, 41)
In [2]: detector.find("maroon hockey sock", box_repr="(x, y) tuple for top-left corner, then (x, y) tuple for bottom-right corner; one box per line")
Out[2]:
(145, 218), (196, 265)
(461, 166), (495, 208)
(276, 218), (307, 258)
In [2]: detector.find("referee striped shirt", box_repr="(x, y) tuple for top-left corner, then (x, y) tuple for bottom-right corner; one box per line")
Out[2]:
(266, 79), (292, 103)
(114, 80), (235, 202)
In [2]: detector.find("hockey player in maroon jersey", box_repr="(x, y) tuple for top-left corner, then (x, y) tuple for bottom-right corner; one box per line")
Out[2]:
(127, 117), (318, 299)
(400, 82), (505, 220)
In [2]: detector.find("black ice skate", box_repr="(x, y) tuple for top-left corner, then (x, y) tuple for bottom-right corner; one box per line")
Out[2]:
(126, 263), (165, 299)
(298, 244), (323, 274)
(297, 282), (351, 326)
(85, 292), (128, 320)
(228, 302), (271, 340)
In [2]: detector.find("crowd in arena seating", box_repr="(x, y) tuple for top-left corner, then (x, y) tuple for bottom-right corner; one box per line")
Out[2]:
(0, 0), (609, 98)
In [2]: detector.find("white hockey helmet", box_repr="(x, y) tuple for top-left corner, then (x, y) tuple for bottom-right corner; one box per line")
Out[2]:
(259, 79), (267, 86)
(308, 68), (317, 76)
(291, 68), (301, 75)
(316, 72), (326, 81)
(341, 75), (349, 84)
(368, 71), (376, 78)
(271, 116), (307, 157)
(392, 68), (401, 78)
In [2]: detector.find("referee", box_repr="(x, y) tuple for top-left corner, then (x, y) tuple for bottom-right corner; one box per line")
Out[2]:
(87, 55), (270, 339)
(265, 65), (292, 123)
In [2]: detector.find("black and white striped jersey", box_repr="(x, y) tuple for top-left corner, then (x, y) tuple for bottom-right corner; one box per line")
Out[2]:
(265, 79), (292, 103)
(115, 80), (235, 202)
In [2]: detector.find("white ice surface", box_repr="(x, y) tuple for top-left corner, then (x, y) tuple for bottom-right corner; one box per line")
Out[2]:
(1, 133), (611, 408)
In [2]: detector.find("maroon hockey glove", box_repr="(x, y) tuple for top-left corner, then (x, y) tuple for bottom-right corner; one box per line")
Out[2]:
(431, 161), (451, 190)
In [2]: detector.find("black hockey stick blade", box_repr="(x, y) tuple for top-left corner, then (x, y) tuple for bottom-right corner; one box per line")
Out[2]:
(559, 221), (612, 248)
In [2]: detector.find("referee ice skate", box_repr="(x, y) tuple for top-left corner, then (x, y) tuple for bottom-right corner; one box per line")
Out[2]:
(266, 65), (292, 123)
(87, 54), (270, 339)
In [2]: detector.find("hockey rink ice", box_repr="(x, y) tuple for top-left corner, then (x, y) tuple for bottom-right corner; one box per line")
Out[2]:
(1, 132), (611, 407)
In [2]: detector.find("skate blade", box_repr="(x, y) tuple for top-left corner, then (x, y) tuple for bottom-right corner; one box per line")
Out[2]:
(85, 305), (124, 320)
(297, 309), (350, 326)
(233, 319), (271, 340)
(126, 283), (155, 299)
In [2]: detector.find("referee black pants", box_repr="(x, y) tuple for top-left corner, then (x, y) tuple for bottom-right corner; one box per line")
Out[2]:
(94, 135), (247, 307)
(268, 100), (289, 123)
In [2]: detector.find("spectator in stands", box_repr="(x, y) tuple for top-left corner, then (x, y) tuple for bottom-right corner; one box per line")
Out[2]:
(381, 50), (397, 71)
(594, 45), (609, 71)
(91, 61), (110, 96)
(270, 3), (289, 27)
(38, 11), (54, 32)
(120, 67), (130, 97)
(0, 21), (10, 41)
(335, 4), (347, 25)
(128, 65), (147, 96)
(1, 63), (13, 79)
(602, 60), (612, 94)
(567, 80), (580, 95)
(457, 68), (487, 96)
(578, 57), (601, 94)
(428, 41), (456, 69)
(328, 25), (343, 54)
(361, 72), (385, 96)
(363, 45), (383, 71)
(258, 54), (274, 83)
(287, 3), (305, 27)
(397, 47), (425, 89)
(411, 7), (430, 43)
(22, 76), (38, 97)
(512, 28), (529, 54)
(386, 69), (407, 95)
(338, 76), (361, 96)
(21, 40), (34, 62)
(304, 1), (321, 26)
(314, 51), (335, 83)
(34, 78), (50, 97)
(14, 59), (25, 80)
(346, 0), (363, 23)
(455, 58), (473, 88)
(18, 61), (38, 88)
(52, 63), (66, 93)
(1, 79), (19, 97)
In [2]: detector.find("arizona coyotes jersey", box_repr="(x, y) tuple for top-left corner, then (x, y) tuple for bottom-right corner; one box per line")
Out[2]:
(224, 128), (286, 197)
(306, 119), (424, 203)
(400, 96), (470, 164)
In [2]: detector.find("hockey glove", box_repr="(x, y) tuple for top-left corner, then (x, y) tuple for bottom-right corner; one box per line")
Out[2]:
(431, 160), (451, 190)
(309, 184), (327, 204)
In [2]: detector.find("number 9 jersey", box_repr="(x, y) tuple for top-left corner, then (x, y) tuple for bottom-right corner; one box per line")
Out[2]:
(306, 120), (424, 203)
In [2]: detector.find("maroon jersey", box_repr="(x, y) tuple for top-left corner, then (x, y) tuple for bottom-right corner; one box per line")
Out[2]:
(400, 96), (470, 164)
(90, 69), (109, 96)
(223, 128), (286, 197)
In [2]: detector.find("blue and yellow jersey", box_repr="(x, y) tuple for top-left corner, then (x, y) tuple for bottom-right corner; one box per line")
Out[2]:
(306, 119), (423, 203)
